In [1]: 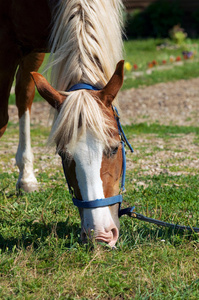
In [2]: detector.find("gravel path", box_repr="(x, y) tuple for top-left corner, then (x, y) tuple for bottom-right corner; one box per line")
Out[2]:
(3, 78), (199, 179)
(119, 78), (199, 126)
(8, 78), (199, 127)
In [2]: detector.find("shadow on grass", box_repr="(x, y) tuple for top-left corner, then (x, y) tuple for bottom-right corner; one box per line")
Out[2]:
(1, 217), (198, 253)
(0, 218), (81, 252)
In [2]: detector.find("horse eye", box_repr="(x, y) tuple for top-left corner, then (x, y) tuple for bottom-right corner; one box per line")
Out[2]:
(58, 150), (71, 160)
(110, 145), (119, 156)
(103, 145), (119, 157)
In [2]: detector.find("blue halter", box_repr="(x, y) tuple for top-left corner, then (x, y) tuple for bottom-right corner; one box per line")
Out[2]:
(68, 83), (99, 92)
(62, 83), (134, 214)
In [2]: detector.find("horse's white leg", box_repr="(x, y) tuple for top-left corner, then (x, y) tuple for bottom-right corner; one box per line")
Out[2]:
(15, 52), (45, 192)
(16, 110), (38, 192)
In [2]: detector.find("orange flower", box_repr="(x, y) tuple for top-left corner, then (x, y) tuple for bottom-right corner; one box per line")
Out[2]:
(176, 56), (181, 61)
(148, 62), (153, 68)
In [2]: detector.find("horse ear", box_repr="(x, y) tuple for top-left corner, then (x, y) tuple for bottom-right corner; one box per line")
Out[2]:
(96, 60), (124, 107)
(30, 72), (66, 109)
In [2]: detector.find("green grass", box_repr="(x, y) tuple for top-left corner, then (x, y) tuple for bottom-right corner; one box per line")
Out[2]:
(122, 61), (199, 90)
(123, 38), (199, 89)
(0, 172), (198, 299)
(0, 121), (199, 299)
(123, 38), (198, 70)
(123, 123), (199, 137)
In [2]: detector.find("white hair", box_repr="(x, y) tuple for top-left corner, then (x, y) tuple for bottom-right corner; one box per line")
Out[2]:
(48, 91), (118, 154)
(46, 0), (124, 150)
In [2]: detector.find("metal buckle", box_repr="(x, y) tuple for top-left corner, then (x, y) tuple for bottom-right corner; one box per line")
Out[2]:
(113, 106), (120, 119)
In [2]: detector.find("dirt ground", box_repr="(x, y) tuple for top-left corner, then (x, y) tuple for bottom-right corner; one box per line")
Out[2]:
(3, 78), (199, 179)
(8, 77), (199, 126)
(119, 78), (199, 126)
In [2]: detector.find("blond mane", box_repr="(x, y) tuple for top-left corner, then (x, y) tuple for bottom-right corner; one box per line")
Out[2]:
(48, 91), (117, 154)
(47, 0), (124, 151)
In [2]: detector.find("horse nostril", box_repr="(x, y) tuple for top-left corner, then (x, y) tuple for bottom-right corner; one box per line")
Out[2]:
(111, 227), (118, 240)
(104, 225), (119, 246)
(81, 225), (119, 247)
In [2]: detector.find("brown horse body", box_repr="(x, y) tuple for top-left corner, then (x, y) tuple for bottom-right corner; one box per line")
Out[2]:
(0, 0), (53, 136)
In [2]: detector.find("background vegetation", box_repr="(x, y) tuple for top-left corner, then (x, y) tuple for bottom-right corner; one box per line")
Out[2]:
(124, 0), (199, 38)
(123, 38), (199, 90)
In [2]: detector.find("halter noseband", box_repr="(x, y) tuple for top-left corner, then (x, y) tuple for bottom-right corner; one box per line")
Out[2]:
(62, 83), (134, 216)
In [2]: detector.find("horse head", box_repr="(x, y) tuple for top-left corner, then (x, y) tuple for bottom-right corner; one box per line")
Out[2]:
(31, 60), (124, 247)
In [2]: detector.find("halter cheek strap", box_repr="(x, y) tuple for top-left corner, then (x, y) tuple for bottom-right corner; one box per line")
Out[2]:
(113, 106), (134, 192)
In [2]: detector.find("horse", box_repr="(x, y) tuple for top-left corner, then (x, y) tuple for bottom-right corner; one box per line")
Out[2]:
(0, 0), (124, 247)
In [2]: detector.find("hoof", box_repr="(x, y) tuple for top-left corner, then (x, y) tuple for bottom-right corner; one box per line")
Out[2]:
(16, 182), (39, 193)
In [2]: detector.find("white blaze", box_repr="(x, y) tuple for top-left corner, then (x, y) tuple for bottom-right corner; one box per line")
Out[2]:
(73, 130), (115, 236)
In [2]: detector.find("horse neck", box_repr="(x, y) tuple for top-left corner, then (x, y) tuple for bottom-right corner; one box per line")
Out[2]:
(47, 0), (124, 91)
